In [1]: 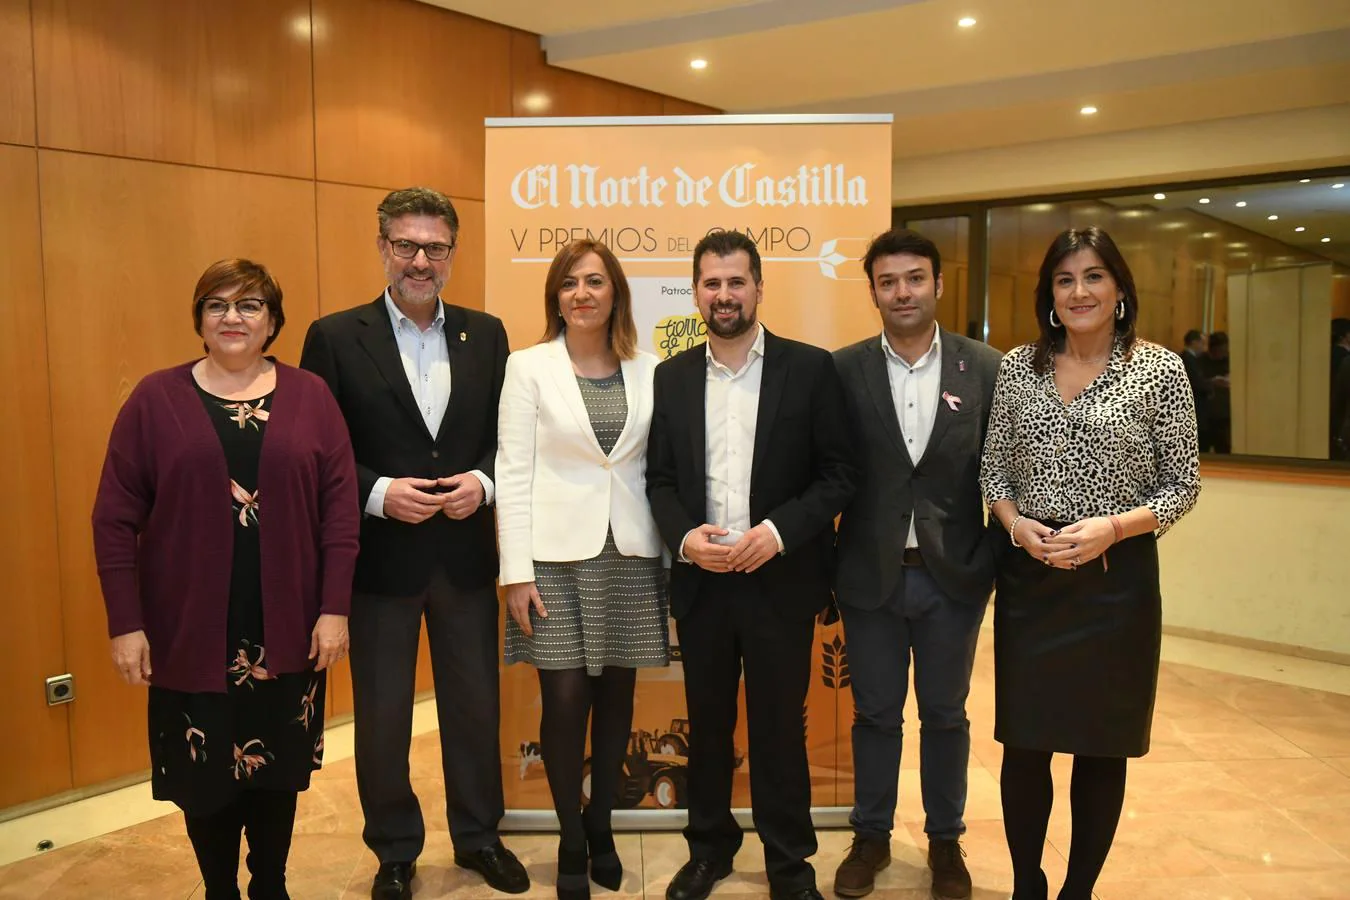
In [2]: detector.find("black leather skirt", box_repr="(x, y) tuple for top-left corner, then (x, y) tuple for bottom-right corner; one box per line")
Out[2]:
(993, 526), (1161, 758)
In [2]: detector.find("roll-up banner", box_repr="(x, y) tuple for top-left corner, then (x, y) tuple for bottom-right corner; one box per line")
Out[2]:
(485, 114), (893, 827)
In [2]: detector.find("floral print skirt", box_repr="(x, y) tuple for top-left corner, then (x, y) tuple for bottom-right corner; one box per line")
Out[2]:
(148, 647), (327, 817)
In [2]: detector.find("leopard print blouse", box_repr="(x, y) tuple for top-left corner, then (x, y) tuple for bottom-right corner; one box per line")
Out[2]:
(979, 339), (1200, 534)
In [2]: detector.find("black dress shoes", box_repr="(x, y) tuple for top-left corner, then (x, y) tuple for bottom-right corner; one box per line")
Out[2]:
(770, 888), (824, 900)
(666, 858), (733, 900)
(371, 861), (415, 900)
(455, 840), (531, 894)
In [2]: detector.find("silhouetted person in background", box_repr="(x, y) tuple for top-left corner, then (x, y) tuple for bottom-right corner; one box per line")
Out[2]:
(1201, 332), (1231, 454)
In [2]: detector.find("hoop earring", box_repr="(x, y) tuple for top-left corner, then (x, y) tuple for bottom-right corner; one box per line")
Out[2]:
(1116, 302), (1126, 321)
(1049, 309), (1062, 328)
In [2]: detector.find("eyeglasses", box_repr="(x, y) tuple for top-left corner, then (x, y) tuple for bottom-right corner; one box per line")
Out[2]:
(386, 238), (455, 261)
(200, 298), (268, 319)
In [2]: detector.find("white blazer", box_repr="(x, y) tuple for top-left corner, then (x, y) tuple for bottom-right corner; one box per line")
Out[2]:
(496, 336), (663, 585)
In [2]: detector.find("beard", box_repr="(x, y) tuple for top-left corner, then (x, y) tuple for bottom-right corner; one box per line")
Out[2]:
(705, 304), (756, 339)
(387, 264), (445, 306)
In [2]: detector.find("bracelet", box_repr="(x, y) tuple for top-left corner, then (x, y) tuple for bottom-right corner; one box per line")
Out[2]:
(1008, 514), (1025, 548)
(1109, 514), (1124, 544)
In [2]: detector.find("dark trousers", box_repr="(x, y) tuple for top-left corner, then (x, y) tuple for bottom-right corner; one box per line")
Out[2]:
(675, 572), (818, 892)
(184, 790), (297, 900)
(351, 564), (504, 863)
(840, 565), (986, 841)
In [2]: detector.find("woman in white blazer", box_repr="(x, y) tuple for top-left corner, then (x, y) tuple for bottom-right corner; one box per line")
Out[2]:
(496, 239), (669, 900)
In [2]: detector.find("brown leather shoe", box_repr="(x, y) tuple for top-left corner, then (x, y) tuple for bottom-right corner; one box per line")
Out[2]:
(832, 835), (890, 898)
(927, 838), (972, 900)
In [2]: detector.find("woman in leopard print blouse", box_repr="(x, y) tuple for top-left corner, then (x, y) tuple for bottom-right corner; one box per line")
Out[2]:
(979, 227), (1200, 900)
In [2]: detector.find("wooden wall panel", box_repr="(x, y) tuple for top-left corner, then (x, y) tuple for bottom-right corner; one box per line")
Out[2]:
(316, 181), (486, 316)
(511, 33), (663, 118)
(0, 0), (35, 145)
(0, 145), (71, 808)
(39, 151), (319, 787)
(313, 0), (511, 196)
(32, 0), (315, 178)
(663, 97), (720, 116)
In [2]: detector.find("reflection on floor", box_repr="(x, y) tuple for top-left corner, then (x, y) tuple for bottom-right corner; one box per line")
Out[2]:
(2, 630), (1349, 899)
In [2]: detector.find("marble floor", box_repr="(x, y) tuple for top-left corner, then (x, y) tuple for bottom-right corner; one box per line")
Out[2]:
(2, 630), (1350, 899)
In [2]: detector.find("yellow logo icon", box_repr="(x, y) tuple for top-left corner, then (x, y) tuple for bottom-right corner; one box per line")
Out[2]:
(654, 314), (708, 360)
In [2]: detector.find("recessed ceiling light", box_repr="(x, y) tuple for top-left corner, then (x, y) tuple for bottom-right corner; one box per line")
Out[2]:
(1267, 214), (1279, 221)
(1227, 242), (1247, 249)
(521, 92), (550, 113)
(1323, 237), (1333, 243)
(1198, 198), (1210, 204)
(1201, 232), (1217, 239)
(1334, 183), (1346, 189)
(1295, 226), (1306, 232)
(958, 16), (977, 27)
(690, 58), (708, 70)
(1153, 193), (1166, 200)
(1080, 106), (1098, 116)
(1235, 201), (1247, 207)
(1300, 178), (1312, 183)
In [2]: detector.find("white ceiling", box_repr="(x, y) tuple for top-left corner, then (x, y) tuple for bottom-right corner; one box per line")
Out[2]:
(427, 0), (1350, 140)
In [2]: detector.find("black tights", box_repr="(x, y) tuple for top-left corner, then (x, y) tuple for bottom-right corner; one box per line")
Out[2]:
(1000, 747), (1127, 900)
(537, 666), (637, 851)
(184, 790), (298, 900)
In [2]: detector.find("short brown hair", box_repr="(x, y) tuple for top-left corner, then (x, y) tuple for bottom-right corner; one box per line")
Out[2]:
(541, 240), (638, 360)
(377, 187), (459, 239)
(191, 258), (285, 352)
(693, 229), (762, 285)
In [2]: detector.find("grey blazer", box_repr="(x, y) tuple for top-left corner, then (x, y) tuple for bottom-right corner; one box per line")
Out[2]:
(833, 329), (1003, 609)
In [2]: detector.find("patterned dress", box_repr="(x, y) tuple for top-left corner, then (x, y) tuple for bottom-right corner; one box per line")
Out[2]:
(146, 386), (326, 816)
(504, 371), (670, 675)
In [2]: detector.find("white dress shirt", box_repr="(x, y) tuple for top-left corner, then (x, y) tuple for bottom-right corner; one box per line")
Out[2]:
(365, 290), (494, 517)
(680, 324), (783, 559)
(882, 326), (942, 548)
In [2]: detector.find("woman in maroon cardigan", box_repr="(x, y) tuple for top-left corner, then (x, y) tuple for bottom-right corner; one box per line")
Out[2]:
(92, 259), (360, 900)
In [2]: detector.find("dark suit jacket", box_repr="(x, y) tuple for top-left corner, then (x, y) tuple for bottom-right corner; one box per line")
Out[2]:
(1182, 348), (1210, 422)
(299, 296), (508, 596)
(646, 329), (857, 621)
(833, 329), (1002, 610)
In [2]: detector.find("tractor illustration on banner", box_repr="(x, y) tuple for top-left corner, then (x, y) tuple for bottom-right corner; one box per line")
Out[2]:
(578, 720), (745, 810)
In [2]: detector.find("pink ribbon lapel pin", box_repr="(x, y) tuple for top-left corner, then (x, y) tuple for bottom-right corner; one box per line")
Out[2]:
(942, 391), (962, 412)
(958, 359), (967, 372)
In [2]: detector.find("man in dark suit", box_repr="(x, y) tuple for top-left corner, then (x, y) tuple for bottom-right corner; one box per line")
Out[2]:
(300, 187), (526, 900)
(646, 230), (856, 900)
(1180, 329), (1210, 451)
(831, 229), (1002, 900)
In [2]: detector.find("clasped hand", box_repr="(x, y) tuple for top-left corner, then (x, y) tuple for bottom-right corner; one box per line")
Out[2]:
(683, 523), (778, 574)
(383, 474), (483, 523)
(1013, 516), (1116, 570)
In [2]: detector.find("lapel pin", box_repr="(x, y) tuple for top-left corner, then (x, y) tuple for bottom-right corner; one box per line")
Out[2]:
(958, 359), (966, 372)
(942, 391), (962, 411)
(459, 331), (467, 342)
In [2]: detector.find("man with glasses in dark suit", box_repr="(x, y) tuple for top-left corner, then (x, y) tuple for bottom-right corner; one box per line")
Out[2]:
(301, 187), (526, 900)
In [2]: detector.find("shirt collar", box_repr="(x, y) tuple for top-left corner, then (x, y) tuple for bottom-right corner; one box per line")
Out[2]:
(383, 289), (444, 334)
(881, 325), (941, 370)
(706, 323), (766, 376)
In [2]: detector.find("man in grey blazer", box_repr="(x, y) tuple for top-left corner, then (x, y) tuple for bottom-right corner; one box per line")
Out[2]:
(831, 229), (1002, 900)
